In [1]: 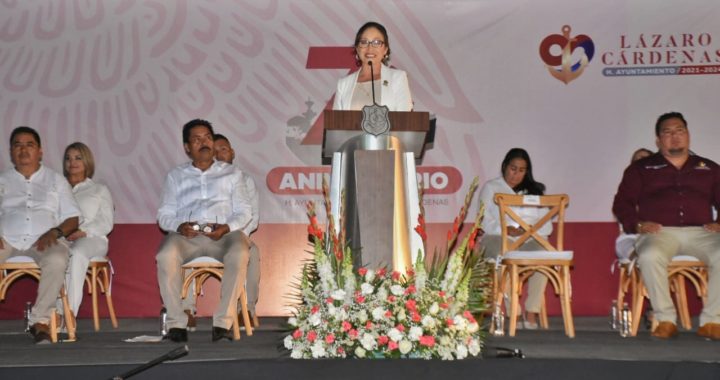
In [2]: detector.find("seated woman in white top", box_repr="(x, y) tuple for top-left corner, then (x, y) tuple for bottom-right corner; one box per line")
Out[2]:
(615, 148), (653, 262)
(333, 21), (412, 111)
(479, 148), (550, 329)
(60, 142), (114, 316)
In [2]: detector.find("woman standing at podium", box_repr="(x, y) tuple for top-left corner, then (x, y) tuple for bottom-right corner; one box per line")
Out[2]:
(333, 21), (413, 111)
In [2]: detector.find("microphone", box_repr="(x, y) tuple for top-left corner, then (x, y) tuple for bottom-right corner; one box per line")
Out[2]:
(368, 61), (377, 105)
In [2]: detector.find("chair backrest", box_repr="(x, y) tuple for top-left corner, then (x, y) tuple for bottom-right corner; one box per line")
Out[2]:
(494, 193), (569, 254)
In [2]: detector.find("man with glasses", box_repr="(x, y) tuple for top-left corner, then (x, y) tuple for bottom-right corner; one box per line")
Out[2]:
(156, 119), (253, 342)
(613, 112), (720, 340)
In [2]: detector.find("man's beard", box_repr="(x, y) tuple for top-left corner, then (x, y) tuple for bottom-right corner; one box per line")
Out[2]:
(668, 147), (686, 156)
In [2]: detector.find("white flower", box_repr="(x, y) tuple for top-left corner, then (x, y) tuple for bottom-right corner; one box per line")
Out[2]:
(387, 328), (403, 342)
(453, 315), (467, 330)
(390, 284), (404, 296)
(377, 286), (388, 300)
(371, 307), (386, 321)
(288, 317), (298, 327)
(399, 340), (413, 354)
(439, 347), (454, 360)
(308, 313), (321, 326)
(360, 282), (374, 295)
(439, 335), (451, 347)
(408, 326), (423, 341)
(456, 344), (468, 359)
(397, 309), (407, 321)
(355, 346), (367, 358)
(421, 315), (436, 329)
(429, 302), (440, 315)
(467, 321), (479, 333)
(358, 309), (369, 323)
(331, 289), (346, 301)
(283, 335), (294, 349)
(468, 339), (481, 356)
(311, 341), (327, 358)
(291, 348), (304, 359)
(364, 269), (375, 282)
(360, 333), (377, 351)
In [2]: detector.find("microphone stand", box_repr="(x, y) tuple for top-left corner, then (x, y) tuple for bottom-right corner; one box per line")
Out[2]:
(109, 345), (189, 380)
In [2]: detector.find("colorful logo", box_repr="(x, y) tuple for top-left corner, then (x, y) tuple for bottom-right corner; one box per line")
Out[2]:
(539, 25), (595, 84)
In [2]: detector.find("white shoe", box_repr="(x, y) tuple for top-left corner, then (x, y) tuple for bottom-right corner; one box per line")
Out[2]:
(522, 313), (539, 330)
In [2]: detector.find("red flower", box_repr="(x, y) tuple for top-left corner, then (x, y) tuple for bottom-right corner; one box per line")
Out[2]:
(407, 269), (415, 277)
(358, 267), (368, 276)
(468, 228), (479, 251)
(311, 305), (320, 314)
(292, 329), (303, 339)
(419, 335), (436, 347)
(447, 230), (453, 242)
(337, 347), (345, 354)
(446, 318), (455, 326)
(385, 310), (393, 318)
(377, 335), (389, 346)
(438, 291), (446, 298)
(392, 271), (401, 281)
(414, 224), (427, 241)
(307, 330), (317, 342)
(405, 299), (417, 312)
(377, 268), (387, 277)
(388, 341), (399, 351)
(348, 329), (359, 339)
(411, 312), (421, 323)
(355, 294), (366, 304)
(325, 334), (335, 344)
(342, 321), (352, 332)
(396, 324), (405, 332)
(366, 321), (373, 330)
(440, 303), (449, 309)
(387, 295), (396, 303)
(463, 310), (477, 324)
(325, 297), (334, 304)
(405, 285), (417, 295)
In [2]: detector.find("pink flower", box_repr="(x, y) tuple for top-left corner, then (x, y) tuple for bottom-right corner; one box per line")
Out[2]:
(463, 310), (477, 323)
(358, 268), (368, 276)
(338, 346), (345, 354)
(355, 295), (366, 304)
(307, 330), (317, 342)
(438, 291), (446, 298)
(311, 305), (320, 314)
(440, 302), (449, 309)
(405, 285), (417, 295)
(407, 269), (415, 277)
(446, 318), (455, 326)
(377, 268), (387, 277)
(325, 334), (335, 344)
(387, 295), (396, 302)
(411, 312), (421, 323)
(388, 341), (399, 351)
(377, 335), (389, 346)
(342, 321), (352, 332)
(292, 329), (303, 339)
(392, 271), (401, 281)
(419, 335), (436, 347)
(365, 321), (373, 330)
(348, 329), (359, 339)
(396, 324), (405, 332)
(385, 310), (393, 318)
(405, 299), (417, 312)
(325, 297), (334, 304)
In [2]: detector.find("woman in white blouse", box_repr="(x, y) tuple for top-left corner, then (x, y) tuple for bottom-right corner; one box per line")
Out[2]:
(61, 142), (114, 316)
(333, 21), (412, 111)
(478, 148), (549, 329)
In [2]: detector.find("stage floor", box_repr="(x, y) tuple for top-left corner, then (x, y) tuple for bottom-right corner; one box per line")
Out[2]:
(0, 316), (718, 379)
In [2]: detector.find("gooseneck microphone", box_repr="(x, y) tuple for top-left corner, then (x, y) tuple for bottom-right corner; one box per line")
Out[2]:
(368, 61), (378, 105)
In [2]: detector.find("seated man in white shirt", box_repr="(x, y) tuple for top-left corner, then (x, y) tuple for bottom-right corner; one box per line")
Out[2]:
(156, 119), (253, 343)
(0, 127), (80, 344)
(182, 133), (260, 326)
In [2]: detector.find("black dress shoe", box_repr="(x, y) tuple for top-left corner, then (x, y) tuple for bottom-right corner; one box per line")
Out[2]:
(164, 328), (188, 342)
(29, 323), (51, 344)
(212, 326), (233, 342)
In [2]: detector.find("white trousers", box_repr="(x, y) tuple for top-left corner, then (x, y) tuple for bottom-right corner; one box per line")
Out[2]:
(57, 236), (109, 316)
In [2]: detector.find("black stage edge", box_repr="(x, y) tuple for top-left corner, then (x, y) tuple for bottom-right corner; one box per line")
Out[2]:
(1, 317), (719, 380)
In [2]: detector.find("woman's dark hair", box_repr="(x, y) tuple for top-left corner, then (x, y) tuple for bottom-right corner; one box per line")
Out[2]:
(353, 21), (391, 66)
(500, 148), (545, 195)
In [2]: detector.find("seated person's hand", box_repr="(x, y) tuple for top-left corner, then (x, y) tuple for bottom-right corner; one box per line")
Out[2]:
(203, 224), (230, 241)
(507, 226), (525, 237)
(177, 222), (201, 238)
(66, 230), (86, 242)
(637, 221), (662, 234)
(34, 229), (60, 251)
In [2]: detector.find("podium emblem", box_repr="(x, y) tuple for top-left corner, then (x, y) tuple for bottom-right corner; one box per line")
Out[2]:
(361, 104), (391, 136)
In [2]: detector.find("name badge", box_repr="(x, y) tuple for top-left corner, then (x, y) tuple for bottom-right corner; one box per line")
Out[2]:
(523, 195), (540, 205)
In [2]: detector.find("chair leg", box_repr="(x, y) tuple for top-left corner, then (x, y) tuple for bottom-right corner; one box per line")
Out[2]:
(239, 287), (253, 336)
(561, 265), (575, 338)
(616, 267), (628, 323)
(49, 308), (58, 343)
(672, 275), (691, 330)
(61, 289), (77, 341)
(102, 267), (118, 328)
(508, 265), (519, 337)
(231, 308), (241, 341)
(91, 267), (100, 332)
(539, 295), (549, 329)
(630, 280), (645, 336)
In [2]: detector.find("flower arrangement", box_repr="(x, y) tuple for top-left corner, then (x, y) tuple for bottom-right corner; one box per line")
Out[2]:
(284, 178), (490, 359)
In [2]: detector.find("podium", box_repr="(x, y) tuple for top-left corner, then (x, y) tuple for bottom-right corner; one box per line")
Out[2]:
(322, 109), (431, 273)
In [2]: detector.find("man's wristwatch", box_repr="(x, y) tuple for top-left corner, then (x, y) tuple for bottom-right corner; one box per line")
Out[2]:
(52, 227), (64, 238)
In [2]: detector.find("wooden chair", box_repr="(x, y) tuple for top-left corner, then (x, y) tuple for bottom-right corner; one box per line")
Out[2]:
(181, 257), (253, 340)
(613, 257), (639, 325)
(494, 193), (575, 338)
(0, 256), (77, 342)
(84, 257), (118, 331)
(630, 255), (708, 336)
